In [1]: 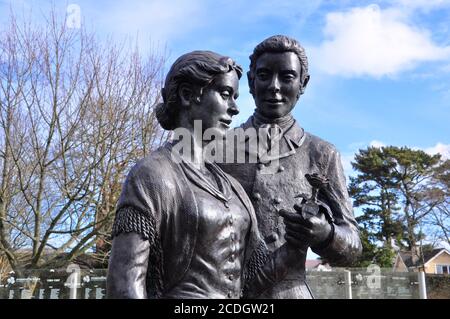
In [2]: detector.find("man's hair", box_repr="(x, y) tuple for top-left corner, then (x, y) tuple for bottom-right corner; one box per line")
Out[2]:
(156, 50), (243, 130)
(248, 35), (309, 94)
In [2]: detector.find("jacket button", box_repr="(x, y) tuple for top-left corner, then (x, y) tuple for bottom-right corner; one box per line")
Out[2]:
(227, 291), (233, 298)
(273, 197), (282, 205)
(228, 274), (234, 281)
(253, 192), (261, 201)
(278, 165), (285, 172)
(257, 163), (264, 170)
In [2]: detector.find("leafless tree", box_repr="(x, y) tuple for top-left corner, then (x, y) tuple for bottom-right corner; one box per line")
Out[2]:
(423, 160), (450, 246)
(0, 8), (168, 272)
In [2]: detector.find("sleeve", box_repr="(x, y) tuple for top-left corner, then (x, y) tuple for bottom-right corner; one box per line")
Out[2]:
(112, 207), (155, 241)
(312, 148), (362, 265)
(111, 158), (168, 241)
(109, 158), (170, 298)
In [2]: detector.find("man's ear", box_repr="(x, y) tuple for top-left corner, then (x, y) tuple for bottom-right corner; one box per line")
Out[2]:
(247, 71), (255, 96)
(178, 83), (194, 108)
(299, 74), (310, 95)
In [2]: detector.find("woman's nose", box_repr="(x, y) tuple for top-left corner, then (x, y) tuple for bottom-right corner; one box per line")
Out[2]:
(228, 101), (239, 116)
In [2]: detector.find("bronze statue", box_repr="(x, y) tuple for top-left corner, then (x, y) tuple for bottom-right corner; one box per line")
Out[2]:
(219, 35), (362, 298)
(106, 50), (311, 299)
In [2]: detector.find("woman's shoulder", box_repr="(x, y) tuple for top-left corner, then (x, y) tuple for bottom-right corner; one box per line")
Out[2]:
(127, 146), (179, 186)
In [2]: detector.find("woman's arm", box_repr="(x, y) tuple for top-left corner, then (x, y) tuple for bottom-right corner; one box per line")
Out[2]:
(242, 241), (305, 298)
(106, 232), (150, 299)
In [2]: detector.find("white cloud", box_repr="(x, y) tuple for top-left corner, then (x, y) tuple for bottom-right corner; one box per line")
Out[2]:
(341, 153), (356, 178)
(370, 140), (386, 148)
(340, 141), (374, 179)
(366, 141), (449, 159)
(424, 142), (450, 159)
(342, 141), (450, 180)
(310, 4), (450, 77)
(342, 140), (386, 178)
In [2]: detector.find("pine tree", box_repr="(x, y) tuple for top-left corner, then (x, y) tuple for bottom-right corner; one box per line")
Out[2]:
(349, 146), (443, 267)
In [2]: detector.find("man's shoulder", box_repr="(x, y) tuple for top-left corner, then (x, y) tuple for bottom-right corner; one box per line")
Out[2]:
(236, 116), (254, 130)
(225, 171), (246, 193)
(303, 131), (338, 154)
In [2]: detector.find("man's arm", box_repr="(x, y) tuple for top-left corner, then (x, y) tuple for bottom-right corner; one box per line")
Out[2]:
(278, 148), (361, 266)
(107, 232), (150, 299)
(312, 149), (362, 265)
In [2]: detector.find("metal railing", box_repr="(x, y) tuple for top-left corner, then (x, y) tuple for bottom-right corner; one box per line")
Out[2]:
(0, 266), (435, 299)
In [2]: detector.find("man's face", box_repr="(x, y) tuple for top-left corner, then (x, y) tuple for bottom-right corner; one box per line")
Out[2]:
(252, 51), (303, 119)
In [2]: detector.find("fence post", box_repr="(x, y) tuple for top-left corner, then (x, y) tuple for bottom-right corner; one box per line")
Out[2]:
(345, 270), (353, 299)
(418, 271), (427, 299)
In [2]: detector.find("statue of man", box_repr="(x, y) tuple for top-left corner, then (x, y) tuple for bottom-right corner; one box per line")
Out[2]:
(219, 35), (362, 298)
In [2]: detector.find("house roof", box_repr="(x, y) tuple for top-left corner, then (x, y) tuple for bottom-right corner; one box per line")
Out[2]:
(423, 249), (450, 266)
(398, 248), (450, 268)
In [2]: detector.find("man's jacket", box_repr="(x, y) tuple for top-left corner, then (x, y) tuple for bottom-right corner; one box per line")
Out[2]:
(219, 115), (362, 298)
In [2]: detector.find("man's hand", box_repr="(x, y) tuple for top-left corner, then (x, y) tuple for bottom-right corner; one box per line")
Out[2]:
(279, 203), (333, 249)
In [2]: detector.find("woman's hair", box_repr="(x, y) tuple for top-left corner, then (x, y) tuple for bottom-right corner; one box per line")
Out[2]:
(156, 51), (243, 130)
(248, 35), (309, 95)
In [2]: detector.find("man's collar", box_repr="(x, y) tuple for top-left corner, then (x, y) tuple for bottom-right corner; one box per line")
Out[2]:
(252, 111), (295, 130)
(241, 114), (306, 149)
(284, 121), (305, 148)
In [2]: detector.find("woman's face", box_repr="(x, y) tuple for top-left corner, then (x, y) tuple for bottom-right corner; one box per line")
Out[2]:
(191, 70), (240, 138)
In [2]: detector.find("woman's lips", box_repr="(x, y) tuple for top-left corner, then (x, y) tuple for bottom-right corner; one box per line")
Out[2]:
(218, 119), (232, 128)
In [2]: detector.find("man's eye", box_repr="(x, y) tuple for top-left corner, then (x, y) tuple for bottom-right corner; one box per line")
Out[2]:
(283, 74), (296, 81)
(256, 72), (269, 80)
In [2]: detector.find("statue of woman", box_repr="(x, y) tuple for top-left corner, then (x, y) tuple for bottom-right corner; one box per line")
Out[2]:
(106, 51), (306, 299)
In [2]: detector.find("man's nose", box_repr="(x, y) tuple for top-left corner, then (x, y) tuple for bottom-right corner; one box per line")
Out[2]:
(268, 75), (281, 93)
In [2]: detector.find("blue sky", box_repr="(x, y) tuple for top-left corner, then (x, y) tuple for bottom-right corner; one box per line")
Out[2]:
(1, 0), (449, 173)
(1, 0), (449, 255)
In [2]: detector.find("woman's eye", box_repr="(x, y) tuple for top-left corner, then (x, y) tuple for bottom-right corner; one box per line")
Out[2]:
(221, 91), (231, 98)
